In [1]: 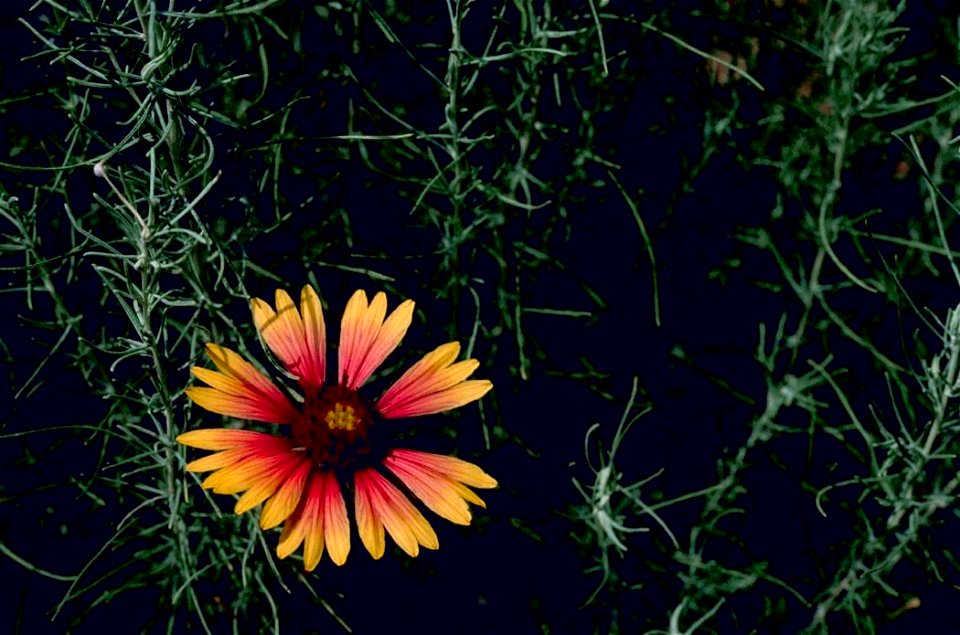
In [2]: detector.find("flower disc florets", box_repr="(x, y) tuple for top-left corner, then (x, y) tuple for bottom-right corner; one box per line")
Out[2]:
(293, 385), (378, 467)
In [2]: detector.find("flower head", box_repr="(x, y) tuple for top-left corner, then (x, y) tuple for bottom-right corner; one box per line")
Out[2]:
(178, 286), (495, 569)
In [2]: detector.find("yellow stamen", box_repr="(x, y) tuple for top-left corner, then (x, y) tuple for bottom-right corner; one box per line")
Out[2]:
(325, 403), (359, 431)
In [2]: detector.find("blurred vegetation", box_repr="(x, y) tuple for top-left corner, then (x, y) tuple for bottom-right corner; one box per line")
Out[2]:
(1, 0), (960, 633)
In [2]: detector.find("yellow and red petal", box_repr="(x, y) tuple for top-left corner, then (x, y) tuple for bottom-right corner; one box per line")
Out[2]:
(385, 448), (494, 527)
(185, 387), (290, 424)
(451, 481), (486, 508)
(250, 292), (303, 375)
(179, 428), (314, 524)
(176, 428), (277, 451)
(260, 460), (313, 529)
(378, 359), (484, 417)
(338, 290), (415, 390)
(277, 500), (309, 560)
(190, 366), (246, 395)
(354, 467), (438, 558)
(204, 344), (283, 398)
(379, 342), (461, 400)
(198, 440), (298, 494)
(320, 472), (351, 566)
(278, 470), (324, 565)
(178, 429), (292, 482)
(234, 451), (308, 514)
(384, 452), (473, 525)
(388, 448), (498, 489)
(350, 300), (415, 392)
(277, 520), (306, 560)
(185, 447), (252, 472)
(187, 344), (297, 424)
(300, 285), (327, 388)
(376, 341), (492, 419)
(338, 290), (378, 389)
(354, 467), (386, 560)
(274, 470), (349, 570)
(305, 471), (346, 570)
(302, 505), (325, 571)
(380, 352), (477, 405)
(380, 380), (493, 420)
(250, 285), (326, 389)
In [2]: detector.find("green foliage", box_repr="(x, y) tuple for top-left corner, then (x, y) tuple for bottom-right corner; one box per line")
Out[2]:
(3, 0), (960, 633)
(572, 1), (960, 633)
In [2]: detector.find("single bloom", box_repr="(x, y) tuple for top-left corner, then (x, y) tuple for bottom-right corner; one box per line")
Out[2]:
(178, 286), (496, 569)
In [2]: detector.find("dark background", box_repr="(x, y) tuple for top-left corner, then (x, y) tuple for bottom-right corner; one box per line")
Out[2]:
(2, 1), (960, 633)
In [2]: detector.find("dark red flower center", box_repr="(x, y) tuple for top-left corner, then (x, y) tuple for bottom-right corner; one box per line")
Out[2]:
(293, 384), (376, 468)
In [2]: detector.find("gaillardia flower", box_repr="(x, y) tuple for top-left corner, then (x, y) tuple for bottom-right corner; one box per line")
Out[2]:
(177, 286), (496, 569)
